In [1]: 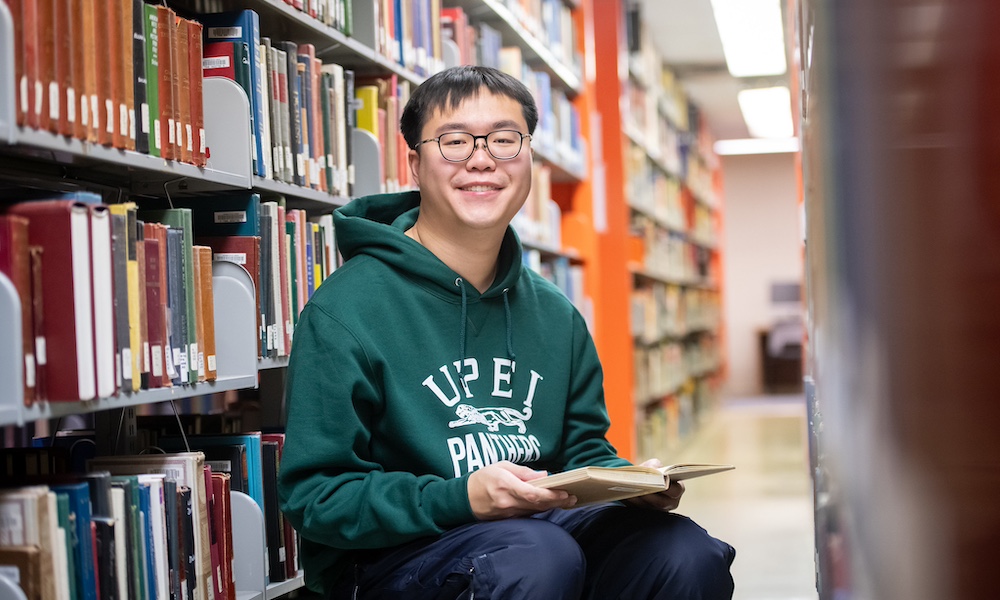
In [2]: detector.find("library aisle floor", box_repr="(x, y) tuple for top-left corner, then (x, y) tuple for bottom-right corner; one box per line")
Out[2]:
(674, 394), (818, 600)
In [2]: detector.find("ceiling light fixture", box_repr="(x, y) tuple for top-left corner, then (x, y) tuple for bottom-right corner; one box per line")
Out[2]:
(737, 86), (794, 138)
(714, 137), (800, 155)
(710, 0), (788, 77)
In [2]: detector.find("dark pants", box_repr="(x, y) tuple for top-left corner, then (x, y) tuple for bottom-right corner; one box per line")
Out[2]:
(331, 503), (735, 600)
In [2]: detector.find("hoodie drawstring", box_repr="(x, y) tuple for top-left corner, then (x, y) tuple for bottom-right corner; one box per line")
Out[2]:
(502, 288), (515, 360)
(454, 279), (515, 361)
(456, 278), (468, 360)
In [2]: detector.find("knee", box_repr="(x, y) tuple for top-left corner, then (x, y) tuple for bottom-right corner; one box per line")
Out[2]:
(474, 520), (586, 599)
(640, 514), (735, 599)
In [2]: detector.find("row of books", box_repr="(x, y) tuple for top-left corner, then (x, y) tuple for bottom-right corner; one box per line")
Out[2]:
(0, 193), (219, 405)
(498, 47), (584, 170)
(8, 0), (208, 166)
(373, 0), (444, 76)
(631, 283), (722, 345)
(188, 193), (339, 359)
(498, 0), (580, 71)
(630, 216), (718, 285)
(440, 2), (579, 77)
(633, 336), (722, 406)
(195, 9), (353, 194)
(354, 75), (413, 194)
(0, 435), (298, 600)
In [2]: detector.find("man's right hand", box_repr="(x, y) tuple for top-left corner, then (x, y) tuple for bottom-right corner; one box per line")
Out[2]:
(467, 461), (578, 520)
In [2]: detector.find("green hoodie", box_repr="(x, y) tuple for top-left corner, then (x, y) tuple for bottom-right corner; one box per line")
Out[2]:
(278, 190), (628, 592)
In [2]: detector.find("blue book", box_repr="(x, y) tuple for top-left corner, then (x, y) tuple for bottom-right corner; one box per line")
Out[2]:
(201, 10), (266, 177)
(137, 481), (158, 600)
(51, 482), (98, 600)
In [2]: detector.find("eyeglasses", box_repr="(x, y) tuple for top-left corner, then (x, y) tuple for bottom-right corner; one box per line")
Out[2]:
(414, 130), (532, 162)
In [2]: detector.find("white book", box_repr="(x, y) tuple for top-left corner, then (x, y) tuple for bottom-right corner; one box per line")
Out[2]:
(90, 205), (117, 398)
(110, 487), (129, 600)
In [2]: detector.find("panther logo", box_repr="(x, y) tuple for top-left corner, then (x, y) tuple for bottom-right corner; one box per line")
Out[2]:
(449, 404), (532, 434)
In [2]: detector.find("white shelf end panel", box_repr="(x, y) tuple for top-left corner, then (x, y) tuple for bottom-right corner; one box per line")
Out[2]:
(0, 272), (24, 425)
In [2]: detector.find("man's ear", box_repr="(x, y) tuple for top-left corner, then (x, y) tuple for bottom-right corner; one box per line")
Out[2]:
(408, 148), (421, 186)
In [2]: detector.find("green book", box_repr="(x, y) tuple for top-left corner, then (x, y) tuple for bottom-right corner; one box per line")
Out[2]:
(138, 208), (198, 384)
(56, 493), (79, 600)
(111, 476), (148, 600)
(143, 3), (161, 157)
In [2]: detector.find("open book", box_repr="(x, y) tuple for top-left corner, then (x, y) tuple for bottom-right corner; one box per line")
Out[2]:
(532, 463), (735, 506)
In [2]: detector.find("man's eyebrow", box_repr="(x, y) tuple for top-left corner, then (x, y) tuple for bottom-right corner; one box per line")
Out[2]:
(433, 119), (523, 135)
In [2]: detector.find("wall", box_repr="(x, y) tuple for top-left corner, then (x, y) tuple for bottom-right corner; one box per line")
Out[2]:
(719, 152), (802, 397)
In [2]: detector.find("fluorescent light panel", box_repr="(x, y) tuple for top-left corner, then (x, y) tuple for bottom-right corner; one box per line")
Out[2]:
(711, 0), (787, 77)
(714, 137), (800, 155)
(737, 86), (794, 138)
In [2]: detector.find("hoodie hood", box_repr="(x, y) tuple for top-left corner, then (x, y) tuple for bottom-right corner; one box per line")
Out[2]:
(334, 190), (523, 300)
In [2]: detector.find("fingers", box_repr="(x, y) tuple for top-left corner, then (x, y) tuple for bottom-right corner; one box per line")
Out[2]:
(468, 462), (578, 520)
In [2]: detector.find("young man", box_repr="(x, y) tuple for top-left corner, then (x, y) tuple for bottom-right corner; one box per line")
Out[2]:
(278, 66), (735, 599)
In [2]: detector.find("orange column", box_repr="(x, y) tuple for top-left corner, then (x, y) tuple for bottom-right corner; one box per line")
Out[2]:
(585, 0), (635, 459)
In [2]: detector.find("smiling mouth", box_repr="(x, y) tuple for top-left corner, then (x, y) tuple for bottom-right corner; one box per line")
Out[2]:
(460, 185), (502, 192)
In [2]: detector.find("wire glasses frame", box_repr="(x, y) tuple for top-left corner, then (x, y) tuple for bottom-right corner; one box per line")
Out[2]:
(414, 130), (532, 162)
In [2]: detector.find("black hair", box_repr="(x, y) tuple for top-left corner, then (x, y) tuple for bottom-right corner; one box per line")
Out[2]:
(399, 65), (539, 149)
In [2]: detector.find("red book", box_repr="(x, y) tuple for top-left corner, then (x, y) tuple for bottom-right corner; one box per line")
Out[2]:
(156, 5), (176, 160)
(196, 236), (261, 358)
(21, 0), (40, 128)
(0, 215), (37, 405)
(201, 42), (238, 82)
(69, 0), (87, 139)
(174, 16), (192, 165)
(55, 0), (74, 136)
(8, 0), (26, 127)
(107, 0), (125, 148)
(95, 0), (114, 146)
(7, 200), (97, 401)
(119, 0), (136, 150)
(210, 473), (236, 600)
(142, 237), (166, 388)
(143, 222), (172, 388)
(82, 0), (100, 142)
(275, 205), (292, 354)
(37, 0), (56, 132)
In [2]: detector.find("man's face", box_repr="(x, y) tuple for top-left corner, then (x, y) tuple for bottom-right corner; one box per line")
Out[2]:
(408, 91), (533, 239)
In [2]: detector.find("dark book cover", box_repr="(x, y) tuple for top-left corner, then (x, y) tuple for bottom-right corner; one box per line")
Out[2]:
(344, 68), (355, 196)
(162, 478), (181, 600)
(132, 0), (149, 153)
(278, 41), (303, 186)
(296, 51), (315, 188)
(92, 516), (119, 600)
(165, 228), (188, 385)
(258, 203), (273, 357)
(110, 213), (132, 392)
(261, 440), (286, 582)
(179, 485), (197, 600)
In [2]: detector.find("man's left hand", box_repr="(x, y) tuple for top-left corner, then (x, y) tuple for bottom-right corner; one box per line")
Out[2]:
(623, 458), (685, 512)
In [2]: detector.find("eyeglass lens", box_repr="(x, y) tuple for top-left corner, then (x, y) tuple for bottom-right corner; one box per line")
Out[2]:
(437, 131), (524, 161)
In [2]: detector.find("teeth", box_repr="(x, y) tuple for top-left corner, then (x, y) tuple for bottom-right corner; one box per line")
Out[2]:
(464, 185), (498, 192)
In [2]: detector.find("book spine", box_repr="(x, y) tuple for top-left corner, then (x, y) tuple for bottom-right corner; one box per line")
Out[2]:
(142, 3), (160, 157)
